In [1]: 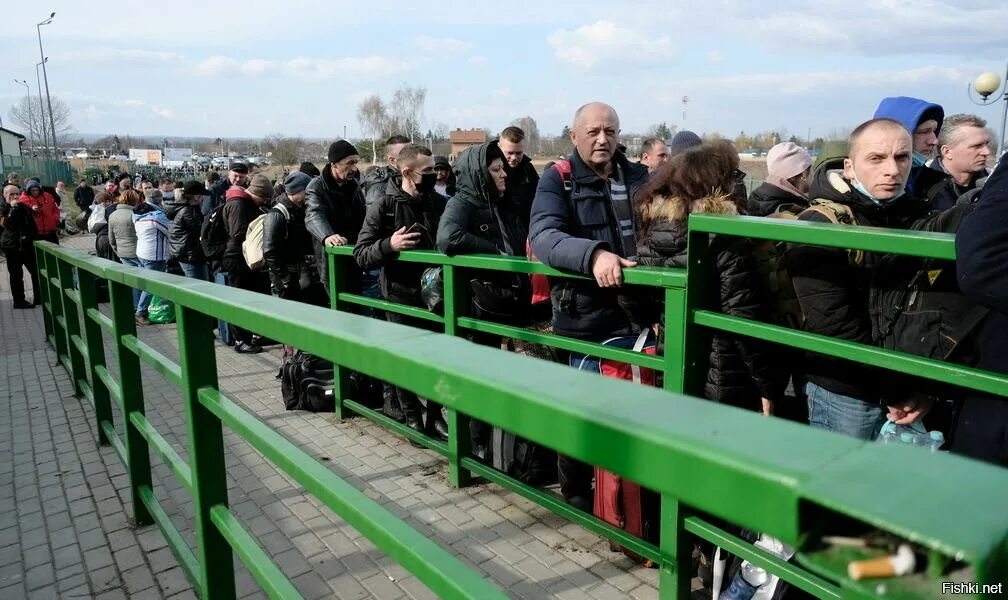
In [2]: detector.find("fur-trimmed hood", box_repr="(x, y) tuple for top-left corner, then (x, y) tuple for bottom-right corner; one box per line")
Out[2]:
(636, 193), (738, 267)
(637, 193), (738, 230)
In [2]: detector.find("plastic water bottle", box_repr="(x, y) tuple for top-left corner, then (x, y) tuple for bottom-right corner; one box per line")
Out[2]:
(719, 561), (769, 600)
(927, 430), (945, 452)
(878, 420), (945, 451)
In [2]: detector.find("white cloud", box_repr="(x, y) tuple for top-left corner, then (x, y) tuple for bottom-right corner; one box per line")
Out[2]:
(153, 107), (174, 119)
(468, 56), (489, 67)
(706, 50), (723, 65)
(491, 87), (512, 98)
(414, 35), (471, 56)
(547, 20), (675, 69)
(59, 48), (184, 65)
(193, 55), (405, 80)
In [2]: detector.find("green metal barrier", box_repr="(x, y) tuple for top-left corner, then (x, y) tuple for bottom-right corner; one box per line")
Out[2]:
(36, 219), (1008, 598)
(323, 215), (1008, 598)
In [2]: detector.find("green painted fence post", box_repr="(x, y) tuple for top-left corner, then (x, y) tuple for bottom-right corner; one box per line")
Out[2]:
(327, 249), (351, 422)
(46, 252), (70, 364)
(658, 494), (690, 600)
(108, 280), (153, 526)
(176, 306), (236, 599)
(34, 244), (54, 345)
(77, 269), (113, 446)
(442, 264), (473, 488)
(56, 260), (86, 396)
(683, 225), (714, 397)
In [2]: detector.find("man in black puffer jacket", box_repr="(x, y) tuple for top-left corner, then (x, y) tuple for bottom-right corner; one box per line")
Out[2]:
(169, 180), (209, 280)
(498, 126), (540, 228)
(264, 171), (323, 304)
(355, 143), (447, 440)
(786, 118), (933, 440)
(304, 141), (366, 291)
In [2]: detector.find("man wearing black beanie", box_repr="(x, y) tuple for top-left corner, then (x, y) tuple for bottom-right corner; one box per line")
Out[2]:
(304, 140), (366, 288)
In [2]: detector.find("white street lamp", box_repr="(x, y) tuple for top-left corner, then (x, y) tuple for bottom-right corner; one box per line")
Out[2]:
(968, 63), (1008, 158)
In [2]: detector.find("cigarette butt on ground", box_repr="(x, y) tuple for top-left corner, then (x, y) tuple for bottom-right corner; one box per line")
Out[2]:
(848, 545), (916, 581)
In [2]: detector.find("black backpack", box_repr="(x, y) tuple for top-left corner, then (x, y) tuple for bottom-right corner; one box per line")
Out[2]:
(279, 351), (335, 412)
(200, 203), (228, 261)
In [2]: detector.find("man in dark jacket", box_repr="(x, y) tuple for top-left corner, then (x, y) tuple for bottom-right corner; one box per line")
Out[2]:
(954, 151), (1008, 466)
(304, 140), (366, 291)
(498, 126), (540, 227)
(354, 143), (448, 439)
(1, 184), (39, 308)
(221, 174), (272, 353)
(529, 102), (649, 510)
(169, 180), (208, 280)
(73, 179), (95, 213)
(787, 118), (932, 440)
(362, 135), (410, 208)
(264, 171), (323, 304)
(914, 114), (991, 211)
(205, 162), (249, 216)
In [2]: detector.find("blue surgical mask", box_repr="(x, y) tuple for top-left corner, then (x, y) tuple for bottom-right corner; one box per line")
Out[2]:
(912, 153), (926, 167)
(849, 166), (905, 206)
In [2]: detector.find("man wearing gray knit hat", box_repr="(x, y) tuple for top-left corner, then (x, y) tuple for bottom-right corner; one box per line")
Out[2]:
(263, 170), (322, 303)
(304, 140), (366, 291)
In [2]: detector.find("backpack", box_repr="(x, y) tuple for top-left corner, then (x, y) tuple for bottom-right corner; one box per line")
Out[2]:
(200, 203), (228, 261)
(527, 160), (573, 305)
(279, 350), (334, 412)
(243, 203), (290, 271)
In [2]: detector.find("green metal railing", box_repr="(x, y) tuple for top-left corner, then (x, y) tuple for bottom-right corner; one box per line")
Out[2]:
(323, 215), (1008, 599)
(34, 209), (1008, 598)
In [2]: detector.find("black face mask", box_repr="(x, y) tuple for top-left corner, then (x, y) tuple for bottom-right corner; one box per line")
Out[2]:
(417, 172), (438, 193)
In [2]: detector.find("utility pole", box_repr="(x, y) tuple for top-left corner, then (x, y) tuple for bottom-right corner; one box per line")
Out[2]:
(14, 79), (34, 155)
(37, 12), (58, 159)
(35, 61), (49, 157)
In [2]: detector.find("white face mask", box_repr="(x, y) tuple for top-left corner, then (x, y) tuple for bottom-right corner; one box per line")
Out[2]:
(848, 164), (905, 206)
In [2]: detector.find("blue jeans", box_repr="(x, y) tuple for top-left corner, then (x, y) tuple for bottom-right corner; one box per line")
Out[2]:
(179, 262), (208, 281)
(119, 257), (143, 310)
(136, 259), (166, 315)
(805, 381), (886, 440)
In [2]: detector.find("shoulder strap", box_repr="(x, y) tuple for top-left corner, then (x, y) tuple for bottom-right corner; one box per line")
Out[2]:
(273, 203), (291, 221)
(553, 160), (573, 193)
(803, 199), (864, 265)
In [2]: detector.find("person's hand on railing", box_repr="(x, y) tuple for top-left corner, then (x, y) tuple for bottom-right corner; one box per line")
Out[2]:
(761, 397), (773, 416)
(886, 394), (935, 425)
(389, 226), (420, 252)
(590, 248), (637, 287)
(324, 234), (348, 246)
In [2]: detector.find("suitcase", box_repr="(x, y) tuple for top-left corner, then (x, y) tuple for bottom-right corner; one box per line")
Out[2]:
(578, 329), (661, 566)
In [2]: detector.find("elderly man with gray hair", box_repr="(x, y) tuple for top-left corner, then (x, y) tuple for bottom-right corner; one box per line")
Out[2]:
(915, 114), (992, 210)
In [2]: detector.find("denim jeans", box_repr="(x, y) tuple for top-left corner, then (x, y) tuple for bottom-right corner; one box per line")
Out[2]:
(119, 257), (143, 310)
(136, 259), (166, 315)
(805, 381), (887, 440)
(179, 262), (208, 281)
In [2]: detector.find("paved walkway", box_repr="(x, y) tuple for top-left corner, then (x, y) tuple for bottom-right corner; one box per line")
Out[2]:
(0, 233), (666, 599)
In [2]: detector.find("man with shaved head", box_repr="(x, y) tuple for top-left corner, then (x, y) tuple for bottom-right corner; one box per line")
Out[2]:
(529, 102), (649, 510)
(787, 118), (934, 440)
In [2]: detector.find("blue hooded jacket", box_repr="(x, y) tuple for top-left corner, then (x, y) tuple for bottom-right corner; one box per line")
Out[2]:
(873, 96), (945, 192)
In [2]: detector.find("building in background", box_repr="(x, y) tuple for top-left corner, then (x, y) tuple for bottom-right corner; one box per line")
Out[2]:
(0, 127), (26, 157)
(128, 148), (163, 166)
(449, 129), (487, 159)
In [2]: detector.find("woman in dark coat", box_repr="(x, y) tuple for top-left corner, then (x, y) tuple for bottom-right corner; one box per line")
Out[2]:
(635, 141), (781, 413)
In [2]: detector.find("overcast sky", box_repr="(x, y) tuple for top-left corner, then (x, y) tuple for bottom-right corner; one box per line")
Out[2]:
(2, 0), (1006, 141)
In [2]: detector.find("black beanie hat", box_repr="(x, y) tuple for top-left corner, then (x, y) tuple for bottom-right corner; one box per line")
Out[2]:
(327, 140), (359, 164)
(299, 161), (321, 177)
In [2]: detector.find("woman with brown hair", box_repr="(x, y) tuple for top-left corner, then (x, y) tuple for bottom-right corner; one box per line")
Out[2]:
(635, 141), (781, 414)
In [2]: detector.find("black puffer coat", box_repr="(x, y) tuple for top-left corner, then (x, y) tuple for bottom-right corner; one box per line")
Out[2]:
(263, 193), (312, 295)
(637, 194), (780, 408)
(436, 141), (527, 257)
(747, 182), (808, 217)
(169, 203), (205, 264)
(304, 165), (366, 285)
(504, 154), (540, 229)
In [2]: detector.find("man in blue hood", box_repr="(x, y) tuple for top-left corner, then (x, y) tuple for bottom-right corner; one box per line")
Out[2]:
(873, 96), (944, 194)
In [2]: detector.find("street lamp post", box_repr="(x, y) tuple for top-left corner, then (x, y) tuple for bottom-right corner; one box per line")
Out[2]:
(35, 60), (49, 157)
(37, 12), (58, 159)
(968, 62), (1008, 158)
(13, 79), (34, 155)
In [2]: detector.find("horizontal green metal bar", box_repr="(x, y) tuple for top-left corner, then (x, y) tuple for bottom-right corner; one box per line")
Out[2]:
(460, 457), (661, 564)
(325, 246), (686, 288)
(137, 484), (200, 589)
(200, 388), (505, 600)
(683, 516), (842, 599)
(693, 311), (1008, 397)
(55, 315), (66, 330)
(95, 365), (123, 411)
(46, 333), (55, 347)
(65, 288), (81, 306)
(343, 399), (449, 457)
(689, 214), (956, 260)
(49, 276), (60, 287)
(129, 412), (193, 492)
(336, 293), (445, 324)
(100, 420), (128, 469)
(78, 378), (94, 410)
(38, 267), (47, 280)
(456, 317), (666, 371)
(43, 301), (52, 313)
(209, 505), (304, 600)
(86, 307), (113, 333)
(121, 335), (183, 388)
(70, 334), (87, 360)
(58, 354), (71, 375)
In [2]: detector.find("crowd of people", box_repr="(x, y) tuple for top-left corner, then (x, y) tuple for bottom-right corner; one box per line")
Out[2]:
(3, 96), (1006, 513)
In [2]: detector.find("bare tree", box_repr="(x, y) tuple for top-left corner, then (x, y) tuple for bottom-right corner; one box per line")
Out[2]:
(8, 95), (73, 151)
(388, 85), (427, 142)
(356, 95), (388, 164)
(510, 116), (541, 155)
